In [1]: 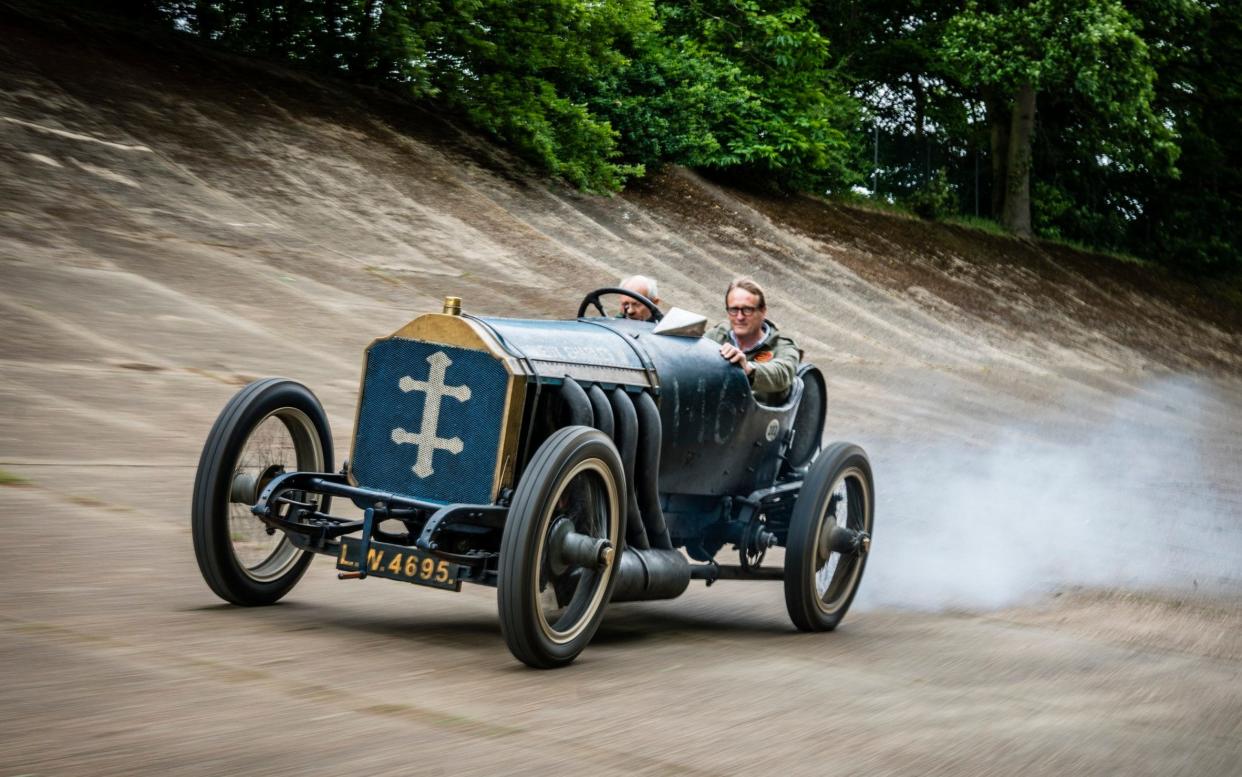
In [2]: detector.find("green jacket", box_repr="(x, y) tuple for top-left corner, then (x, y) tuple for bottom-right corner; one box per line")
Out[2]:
(705, 320), (801, 405)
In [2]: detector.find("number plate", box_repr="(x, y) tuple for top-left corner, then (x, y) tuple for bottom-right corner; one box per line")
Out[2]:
(335, 538), (463, 591)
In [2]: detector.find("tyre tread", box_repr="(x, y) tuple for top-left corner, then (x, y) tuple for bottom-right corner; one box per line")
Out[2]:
(498, 426), (623, 668)
(783, 442), (874, 632)
(191, 378), (331, 606)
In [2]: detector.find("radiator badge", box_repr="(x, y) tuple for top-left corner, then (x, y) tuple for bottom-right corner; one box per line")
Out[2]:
(391, 351), (473, 477)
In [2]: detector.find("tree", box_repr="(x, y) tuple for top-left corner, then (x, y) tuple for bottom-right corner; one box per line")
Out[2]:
(407, 0), (653, 191)
(812, 1), (975, 206)
(943, 0), (1177, 237)
(1127, 0), (1241, 273)
(655, 0), (861, 190)
(133, 0), (1236, 271)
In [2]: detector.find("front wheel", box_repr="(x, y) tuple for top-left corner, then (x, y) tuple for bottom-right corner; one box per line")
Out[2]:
(192, 378), (333, 606)
(498, 426), (624, 668)
(784, 442), (874, 631)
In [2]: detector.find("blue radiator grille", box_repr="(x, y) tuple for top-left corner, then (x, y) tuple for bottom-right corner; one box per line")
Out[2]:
(351, 339), (508, 505)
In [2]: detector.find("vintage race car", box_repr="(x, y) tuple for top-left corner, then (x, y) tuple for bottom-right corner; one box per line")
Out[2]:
(192, 288), (874, 667)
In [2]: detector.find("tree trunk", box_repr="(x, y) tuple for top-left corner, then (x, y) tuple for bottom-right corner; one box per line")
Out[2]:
(1001, 82), (1036, 238)
(194, 0), (217, 40)
(352, 0), (381, 77)
(241, 0), (262, 52)
(912, 74), (926, 179)
(983, 86), (1009, 220)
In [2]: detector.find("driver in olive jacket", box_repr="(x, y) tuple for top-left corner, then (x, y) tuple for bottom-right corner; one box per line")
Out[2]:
(705, 277), (801, 405)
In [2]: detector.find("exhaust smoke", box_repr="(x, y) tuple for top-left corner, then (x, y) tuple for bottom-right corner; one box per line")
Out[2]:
(855, 376), (1242, 611)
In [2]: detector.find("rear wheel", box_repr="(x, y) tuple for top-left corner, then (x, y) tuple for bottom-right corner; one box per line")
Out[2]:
(192, 379), (332, 606)
(784, 442), (874, 631)
(498, 426), (623, 668)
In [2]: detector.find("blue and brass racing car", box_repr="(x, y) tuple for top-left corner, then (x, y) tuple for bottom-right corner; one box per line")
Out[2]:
(192, 288), (874, 667)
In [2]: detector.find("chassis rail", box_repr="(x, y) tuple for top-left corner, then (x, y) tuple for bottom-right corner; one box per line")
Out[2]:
(250, 471), (507, 579)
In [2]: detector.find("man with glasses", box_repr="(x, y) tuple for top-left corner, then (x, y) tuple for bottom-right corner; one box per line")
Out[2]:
(706, 277), (800, 404)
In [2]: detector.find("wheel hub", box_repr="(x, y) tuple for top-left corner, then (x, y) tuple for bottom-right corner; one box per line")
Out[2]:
(740, 514), (778, 570)
(547, 516), (614, 575)
(819, 524), (870, 561)
(229, 463), (285, 505)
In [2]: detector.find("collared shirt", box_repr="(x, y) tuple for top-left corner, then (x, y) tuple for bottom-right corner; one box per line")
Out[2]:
(728, 321), (771, 351)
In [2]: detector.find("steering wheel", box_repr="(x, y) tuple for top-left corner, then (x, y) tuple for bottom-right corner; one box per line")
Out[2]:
(576, 287), (664, 323)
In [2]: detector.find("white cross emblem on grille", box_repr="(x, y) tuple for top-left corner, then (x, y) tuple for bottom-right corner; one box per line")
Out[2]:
(391, 351), (473, 478)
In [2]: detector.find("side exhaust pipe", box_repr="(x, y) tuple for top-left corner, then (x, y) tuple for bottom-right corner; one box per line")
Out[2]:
(609, 387), (649, 550)
(610, 547), (690, 602)
(559, 377), (592, 427)
(635, 391), (673, 550)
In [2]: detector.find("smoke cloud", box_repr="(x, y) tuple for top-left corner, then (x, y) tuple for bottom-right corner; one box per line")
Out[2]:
(854, 376), (1242, 612)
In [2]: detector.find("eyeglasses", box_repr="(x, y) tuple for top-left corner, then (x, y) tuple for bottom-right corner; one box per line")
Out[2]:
(726, 306), (758, 317)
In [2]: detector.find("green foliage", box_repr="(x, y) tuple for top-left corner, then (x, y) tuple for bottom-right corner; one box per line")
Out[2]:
(1002, 0), (1239, 275)
(412, 0), (653, 191)
(940, 0), (1195, 249)
(942, 0), (1180, 173)
(166, 1), (438, 92)
(582, 34), (740, 169)
(813, 3), (976, 207)
(656, 0), (862, 189)
(1128, 0), (1242, 274)
(1029, 180), (1074, 240)
(163, 0), (650, 190)
(905, 168), (957, 219)
(152, 0), (862, 193)
(464, 73), (641, 192)
(945, 215), (1010, 237)
(130, 1), (1237, 273)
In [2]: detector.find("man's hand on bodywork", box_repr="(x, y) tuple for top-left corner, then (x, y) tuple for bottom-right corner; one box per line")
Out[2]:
(719, 342), (754, 377)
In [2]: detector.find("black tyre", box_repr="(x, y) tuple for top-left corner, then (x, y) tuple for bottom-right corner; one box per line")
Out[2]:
(192, 378), (333, 606)
(498, 426), (624, 668)
(784, 442), (874, 631)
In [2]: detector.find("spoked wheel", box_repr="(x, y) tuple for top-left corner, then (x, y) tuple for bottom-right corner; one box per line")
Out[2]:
(192, 378), (333, 606)
(784, 442), (874, 631)
(498, 426), (624, 668)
